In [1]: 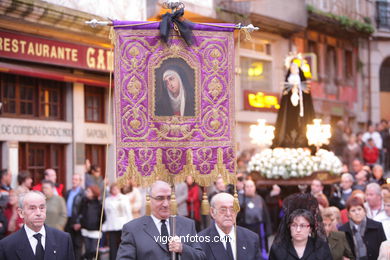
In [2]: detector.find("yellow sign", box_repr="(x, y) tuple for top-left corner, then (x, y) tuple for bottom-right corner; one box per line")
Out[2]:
(247, 92), (280, 109)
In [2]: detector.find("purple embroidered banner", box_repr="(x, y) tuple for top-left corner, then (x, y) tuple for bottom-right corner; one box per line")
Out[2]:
(113, 21), (236, 187)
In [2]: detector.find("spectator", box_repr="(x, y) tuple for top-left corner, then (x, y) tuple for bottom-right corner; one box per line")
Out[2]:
(342, 134), (363, 171)
(80, 185), (104, 260)
(42, 180), (67, 231)
(339, 196), (386, 260)
(85, 165), (104, 197)
(32, 168), (64, 196)
(270, 208), (332, 260)
(122, 181), (143, 219)
(103, 183), (132, 260)
(353, 170), (369, 191)
(322, 209), (354, 260)
(340, 190), (365, 224)
(374, 194), (390, 240)
(15, 170), (32, 196)
(365, 182), (385, 219)
(378, 241), (390, 260)
(330, 120), (348, 158)
(175, 182), (188, 217)
(208, 176), (227, 201)
(362, 124), (383, 150)
(185, 176), (202, 232)
(314, 193), (329, 212)
(363, 138), (379, 166)
(0, 169), (12, 192)
(238, 179), (272, 257)
(371, 164), (386, 185)
(64, 174), (84, 260)
(338, 173), (354, 209)
(310, 179), (324, 197)
(3, 190), (23, 235)
(381, 183), (390, 198)
(350, 159), (363, 176)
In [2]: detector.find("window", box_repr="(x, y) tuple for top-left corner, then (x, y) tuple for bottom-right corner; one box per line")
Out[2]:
(19, 143), (65, 187)
(326, 46), (338, 94)
(85, 144), (106, 177)
(0, 73), (65, 120)
(85, 86), (105, 123)
(344, 50), (353, 80)
(240, 57), (272, 91)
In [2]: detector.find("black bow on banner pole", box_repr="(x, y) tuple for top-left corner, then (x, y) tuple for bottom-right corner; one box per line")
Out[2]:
(160, 8), (194, 46)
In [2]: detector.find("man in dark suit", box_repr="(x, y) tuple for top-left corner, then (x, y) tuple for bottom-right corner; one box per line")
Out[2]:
(116, 180), (205, 260)
(155, 69), (195, 117)
(199, 192), (263, 260)
(0, 190), (75, 260)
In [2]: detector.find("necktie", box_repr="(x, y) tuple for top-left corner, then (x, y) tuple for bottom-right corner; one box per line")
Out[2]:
(161, 219), (169, 249)
(225, 235), (234, 260)
(33, 233), (44, 260)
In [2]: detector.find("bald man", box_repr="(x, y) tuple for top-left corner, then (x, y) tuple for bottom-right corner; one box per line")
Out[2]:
(198, 192), (262, 260)
(116, 181), (205, 260)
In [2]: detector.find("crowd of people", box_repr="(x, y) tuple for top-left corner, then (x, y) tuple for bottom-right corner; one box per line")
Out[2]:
(0, 121), (389, 259)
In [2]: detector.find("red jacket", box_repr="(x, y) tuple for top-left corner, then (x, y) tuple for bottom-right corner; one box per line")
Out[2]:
(363, 145), (379, 164)
(32, 183), (64, 197)
(187, 183), (201, 222)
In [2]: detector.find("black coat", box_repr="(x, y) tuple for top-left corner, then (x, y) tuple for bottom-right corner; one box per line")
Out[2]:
(80, 198), (104, 231)
(198, 223), (263, 260)
(64, 187), (84, 225)
(0, 225), (75, 260)
(338, 218), (386, 260)
(269, 237), (333, 260)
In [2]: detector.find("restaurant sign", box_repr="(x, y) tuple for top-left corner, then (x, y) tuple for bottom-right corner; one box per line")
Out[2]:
(0, 30), (113, 72)
(243, 90), (280, 112)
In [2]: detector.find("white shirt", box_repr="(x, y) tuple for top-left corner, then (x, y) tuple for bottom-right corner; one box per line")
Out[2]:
(374, 211), (390, 240)
(362, 131), (383, 149)
(24, 225), (46, 255)
(215, 224), (237, 260)
(151, 214), (170, 235)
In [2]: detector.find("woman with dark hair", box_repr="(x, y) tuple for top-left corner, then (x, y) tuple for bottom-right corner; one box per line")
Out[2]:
(269, 193), (332, 260)
(80, 185), (105, 260)
(338, 196), (386, 260)
(15, 170), (32, 196)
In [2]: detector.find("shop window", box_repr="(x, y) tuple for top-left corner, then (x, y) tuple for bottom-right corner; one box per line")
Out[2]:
(0, 73), (65, 120)
(19, 142), (65, 187)
(240, 57), (272, 91)
(85, 144), (106, 177)
(85, 85), (105, 123)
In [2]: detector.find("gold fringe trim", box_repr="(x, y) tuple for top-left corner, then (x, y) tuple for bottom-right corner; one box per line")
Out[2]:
(233, 189), (240, 213)
(117, 148), (236, 188)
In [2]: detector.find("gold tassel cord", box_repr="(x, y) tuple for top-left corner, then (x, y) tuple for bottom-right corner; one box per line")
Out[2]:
(201, 190), (210, 215)
(145, 194), (151, 216)
(233, 188), (240, 213)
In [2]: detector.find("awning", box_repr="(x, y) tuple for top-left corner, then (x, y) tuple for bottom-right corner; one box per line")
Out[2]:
(0, 62), (111, 87)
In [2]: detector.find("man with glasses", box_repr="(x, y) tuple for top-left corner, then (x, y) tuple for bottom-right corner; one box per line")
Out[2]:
(0, 191), (74, 260)
(116, 180), (205, 259)
(198, 192), (262, 260)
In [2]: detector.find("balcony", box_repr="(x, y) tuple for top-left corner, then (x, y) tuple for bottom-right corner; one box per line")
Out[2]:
(376, 0), (390, 30)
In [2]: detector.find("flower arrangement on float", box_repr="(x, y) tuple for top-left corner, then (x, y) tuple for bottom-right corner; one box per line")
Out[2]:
(247, 148), (343, 179)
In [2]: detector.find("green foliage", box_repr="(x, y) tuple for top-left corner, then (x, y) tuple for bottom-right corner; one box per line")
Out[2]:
(306, 5), (374, 34)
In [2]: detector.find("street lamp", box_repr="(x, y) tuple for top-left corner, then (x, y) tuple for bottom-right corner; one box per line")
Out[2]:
(249, 119), (275, 148)
(306, 118), (331, 151)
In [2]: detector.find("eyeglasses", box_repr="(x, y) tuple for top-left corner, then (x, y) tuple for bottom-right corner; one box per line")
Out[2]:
(150, 196), (171, 202)
(290, 224), (310, 230)
(214, 207), (235, 215)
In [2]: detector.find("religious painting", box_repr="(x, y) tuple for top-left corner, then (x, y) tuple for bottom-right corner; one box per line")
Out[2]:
(154, 57), (196, 117)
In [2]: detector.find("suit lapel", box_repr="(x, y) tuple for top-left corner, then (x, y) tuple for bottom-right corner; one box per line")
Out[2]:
(143, 216), (169, 252)
(236, 228), (248, 260)
(44, 225), (57, 260)
(209, 224), (230, 260)
(16, 227), (36, 260)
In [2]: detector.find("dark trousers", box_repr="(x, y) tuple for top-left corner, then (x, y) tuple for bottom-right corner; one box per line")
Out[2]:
(107, 231), (121, 260)
(65, 218), (83, 260)
(83, 236), (98, 260)
(243, 222), (269, 259)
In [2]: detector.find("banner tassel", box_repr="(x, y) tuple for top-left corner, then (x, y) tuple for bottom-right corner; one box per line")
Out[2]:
(145, 194), (151, 216)
(201, 190), (210, 215)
